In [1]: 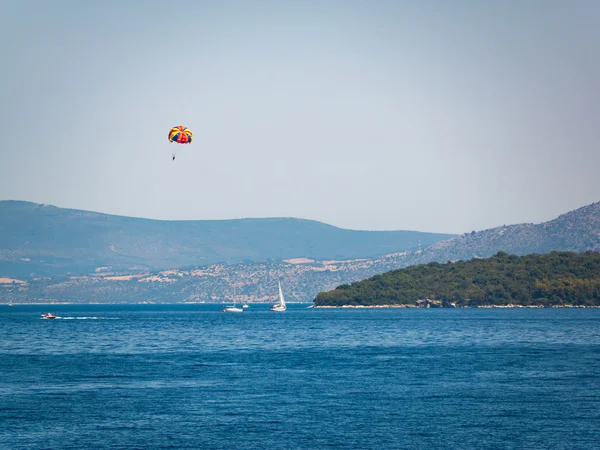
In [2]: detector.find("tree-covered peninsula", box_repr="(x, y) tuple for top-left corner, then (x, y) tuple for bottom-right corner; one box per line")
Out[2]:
(314, 251), (600, 307)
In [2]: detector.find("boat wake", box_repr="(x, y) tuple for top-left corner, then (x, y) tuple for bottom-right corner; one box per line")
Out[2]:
(55, 317), (120, 320)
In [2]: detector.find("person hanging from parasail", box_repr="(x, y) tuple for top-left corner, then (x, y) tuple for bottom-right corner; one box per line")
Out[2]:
(168, 125), (193, 161)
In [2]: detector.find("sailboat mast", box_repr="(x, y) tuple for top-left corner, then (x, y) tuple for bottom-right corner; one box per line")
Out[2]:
(278, 281), (285, 306)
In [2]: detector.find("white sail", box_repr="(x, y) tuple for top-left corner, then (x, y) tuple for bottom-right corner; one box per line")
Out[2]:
(278, 281), (286, 306)
(271, 280), (287, 311)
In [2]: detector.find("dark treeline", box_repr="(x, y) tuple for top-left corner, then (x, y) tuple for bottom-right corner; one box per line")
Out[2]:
(314, 251), (600, 307)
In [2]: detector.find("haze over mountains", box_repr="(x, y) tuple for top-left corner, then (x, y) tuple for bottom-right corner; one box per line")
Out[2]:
(0, 201), (454, 278)
(1, 200), (599, 303)
(391, 200), (600, 268)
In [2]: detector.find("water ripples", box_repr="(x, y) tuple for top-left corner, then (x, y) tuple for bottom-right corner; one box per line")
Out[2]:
(1, 305), (599, 449)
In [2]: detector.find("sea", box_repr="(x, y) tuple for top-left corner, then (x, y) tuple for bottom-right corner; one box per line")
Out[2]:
(1, 304), (599, 449)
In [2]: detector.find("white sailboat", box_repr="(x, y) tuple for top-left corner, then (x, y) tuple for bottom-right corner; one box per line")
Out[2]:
(222, 285), (244, 313)
(270, 281), (287, 312)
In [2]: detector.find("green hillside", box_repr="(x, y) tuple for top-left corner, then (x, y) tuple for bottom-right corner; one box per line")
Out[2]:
(314, 251), (600, 307)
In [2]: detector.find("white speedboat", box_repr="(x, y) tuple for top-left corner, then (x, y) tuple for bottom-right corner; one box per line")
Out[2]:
(41, 313), (57, 319)
(270, 281), (287, 312)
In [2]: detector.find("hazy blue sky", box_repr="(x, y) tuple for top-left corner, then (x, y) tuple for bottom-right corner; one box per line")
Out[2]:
(1, 0), (599, 233)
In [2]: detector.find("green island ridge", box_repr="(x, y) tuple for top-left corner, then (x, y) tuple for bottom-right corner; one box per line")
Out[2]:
(314, 251), (600, 308)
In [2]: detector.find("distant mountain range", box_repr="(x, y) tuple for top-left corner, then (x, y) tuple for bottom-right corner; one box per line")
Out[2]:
(399, 200), (600, 266)
(1, 200), (599, 304)
(0, 201), (453, 278)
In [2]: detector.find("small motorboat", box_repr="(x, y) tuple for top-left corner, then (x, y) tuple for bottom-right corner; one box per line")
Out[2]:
(41, 313), (57, 319)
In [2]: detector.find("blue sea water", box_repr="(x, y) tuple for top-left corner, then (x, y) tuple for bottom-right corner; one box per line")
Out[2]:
(0, 304), (599, 449)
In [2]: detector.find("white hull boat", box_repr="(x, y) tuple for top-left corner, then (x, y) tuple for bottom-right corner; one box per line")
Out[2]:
(270, 281), (287, 312)
(223, 284), (244, 313)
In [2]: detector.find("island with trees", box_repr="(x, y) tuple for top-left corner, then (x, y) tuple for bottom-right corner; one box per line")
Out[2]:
(314, 251), (600, 308)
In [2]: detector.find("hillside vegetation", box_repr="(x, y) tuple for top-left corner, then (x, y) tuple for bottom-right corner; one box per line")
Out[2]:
(314, 251), (600, 307)
(0, 201), (454, 278)
(2, 201), (600, 304)
(404, 201), (600, 266)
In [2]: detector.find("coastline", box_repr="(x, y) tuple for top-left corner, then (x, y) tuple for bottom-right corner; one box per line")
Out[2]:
(2, 302), (598, 308)
(0, 302), (313, 306)
(313, 304), (600, 309)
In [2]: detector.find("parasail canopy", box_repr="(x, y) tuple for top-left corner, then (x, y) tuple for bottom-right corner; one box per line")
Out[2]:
(168, 126), (193, 144)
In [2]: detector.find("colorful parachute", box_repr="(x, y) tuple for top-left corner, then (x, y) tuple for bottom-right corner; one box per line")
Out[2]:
(168, 126), (193, 144)
(168, 126), (193, 160)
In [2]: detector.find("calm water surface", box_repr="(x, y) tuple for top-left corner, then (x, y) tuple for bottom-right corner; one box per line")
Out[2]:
(1, 304), (599, 449)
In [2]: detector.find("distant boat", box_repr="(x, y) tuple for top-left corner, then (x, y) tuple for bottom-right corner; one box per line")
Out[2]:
(223, 285), (244, 313)
(41, 313), (56, 319)
(242, 304), (249, 309)
(270, 281), (287, 312)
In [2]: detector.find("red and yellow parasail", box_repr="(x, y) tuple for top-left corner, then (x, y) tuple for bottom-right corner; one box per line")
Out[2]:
(168, 126), (193, 144)
(168, 126), (193, 160)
